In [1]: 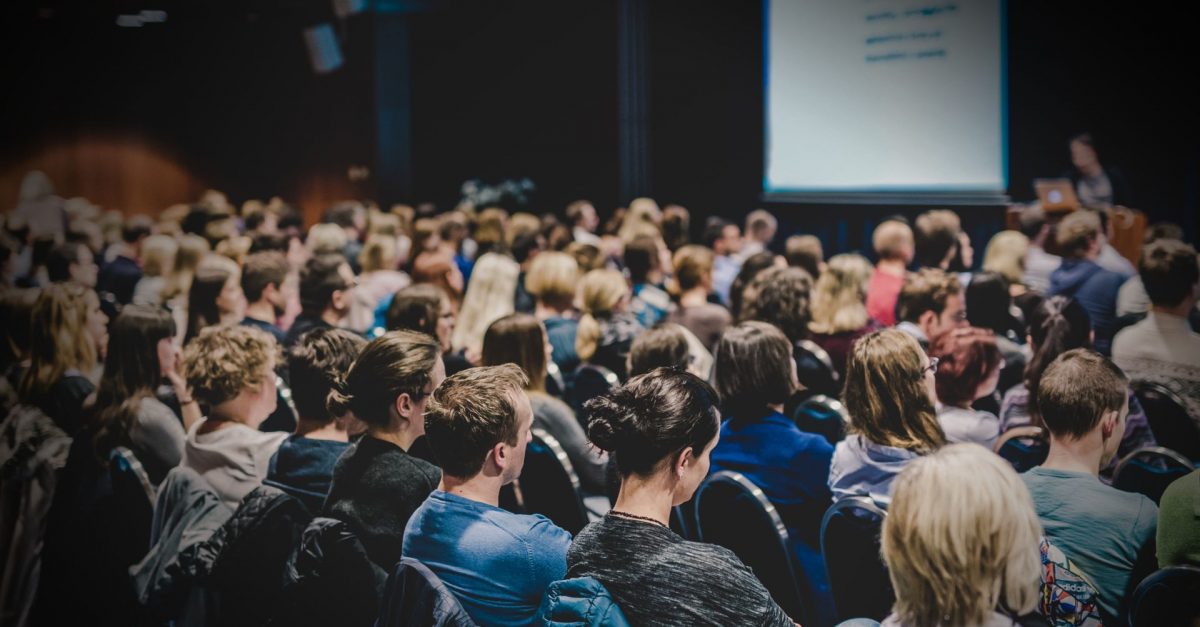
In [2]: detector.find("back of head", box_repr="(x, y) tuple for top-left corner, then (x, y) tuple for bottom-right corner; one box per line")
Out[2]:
(46, 241), (87, 284)
(897, 268), (961, 324)
(728, 250), (777, 318)
(913, 210), (961, 268)
(671, 245), (713, 293)
(359, 234), (398, 274)
(300, 254), (349, 316)
(809, 253), (872, 334)
(386, 283), (444, 335)
(785, 234), (824, 280)
(623, 235), (660, 285)
(307, 223), (348, 256)
(1017, 203), (1048, 240)
(1024, 296), (1092, 423)
(22, 283), (96, 401)
(586, 367), (719, 477)
(288, 328), (367, 423)
(965, 271), (1014, 335)
(628, 323), (690, 377)
(982, 230), (1029, 286)
(452, 252), (519, 352)
(576, 268), (629, 362)
(122, 215), (153, 245)
(715, 321), (794, 419)
(844, 328), (944, 452)
(661, 205), (690, 251)
(93, 306), (177, 454)
(425, 364), (529, 479)
(930, 327), (1001, 407)
(1139, 239), (1199, 308)
(1036, 349), (1127, 440)
(701, 217), (730, 250)
(242, 251), (289, 304)
(183, 324), (276, 410)
(740, 266), (812, 344)
(884, 443), (1041, 627)
(140, 234), (178, 278)
(1144, 221), (1184, 244)
(1055, 210), (1101, 259)
(745, 209), (777, 244)
(326, 330), (440, 427)
(188, 254), (241, 341)
(525, 251), (579, 308)
(873, 220), (914, 263)
(481, 313), (547, 393)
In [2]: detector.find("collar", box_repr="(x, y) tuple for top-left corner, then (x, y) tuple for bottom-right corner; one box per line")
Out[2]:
(1147, 311), (1193, 334)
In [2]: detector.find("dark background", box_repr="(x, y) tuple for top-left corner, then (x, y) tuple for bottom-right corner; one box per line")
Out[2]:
(2, 0), (1196, 254)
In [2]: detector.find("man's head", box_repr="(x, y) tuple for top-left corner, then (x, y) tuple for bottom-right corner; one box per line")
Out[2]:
(873, 220), (915, 265)
(299, 254), (354, 319)
(913, 210), (962, 269)
(744, 209), (778, 246)
(1139, 239), (1199, 312)
(288, 328), (366, 424)
(1055, 210), (1103, 260)
(702, 218), (742, 257)
(784, 235), (824, 280)
(566, 200), (599, 233)
(424, 364), (532, 484)
(242, 252), (293, 317)
(46, 241), (98, 288)
(1037, 349), (1128, 466)
(897, 268), (966, 343)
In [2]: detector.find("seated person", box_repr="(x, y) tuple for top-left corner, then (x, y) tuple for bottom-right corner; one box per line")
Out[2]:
(829, 329), (945, 505)
(576, 269), (644, 381)
(323, 330), (445, 571)
(881, 443), (1043, 627)
(1158, 470), (1200, 567)
(402, 365), (572, 626)
(1021, 349), (1158, 622)
(865, 219), (913, 327)
(627, 322), (691, 377)
(930, 327), (1003, 448)
(894, 268), (966, 351)
(284, 254), (355, 347)
(525, 251), (583, 374)
(240, 251), (292, 343)
(567, 368), (795, 626)
(667, 245), (732, 353)
(181, 325), (289, 509)
(385, 283), (470, 376)
(264, 328), (366, 511)
(1048, 210), (1125, 354)
(807, 253), (881, 378)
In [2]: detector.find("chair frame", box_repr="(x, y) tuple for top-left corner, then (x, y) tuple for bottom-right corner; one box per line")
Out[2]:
(1130, 379), (1200, 459)
(819, 496), (891, 621)
(1113, 445), (1192, 480)
(992, 425), (1045, 454)
(509, 428), (589, 531)
(110, 445), (156, 505)
(1128, 564), (1200, 627)
(796, 339), (839, 382)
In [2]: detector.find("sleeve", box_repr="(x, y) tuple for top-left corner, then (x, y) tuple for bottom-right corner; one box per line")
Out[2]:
(704, 546), (794, 627)
(526, 517), (572, 594)
(134, 399), (187, 470)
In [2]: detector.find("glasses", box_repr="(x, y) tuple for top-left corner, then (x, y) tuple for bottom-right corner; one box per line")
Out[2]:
(920, 357), (940, 377)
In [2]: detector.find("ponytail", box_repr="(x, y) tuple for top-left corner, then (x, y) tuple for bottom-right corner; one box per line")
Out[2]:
(1023, 296), (1091, 425)
(576, 313), (601, 363)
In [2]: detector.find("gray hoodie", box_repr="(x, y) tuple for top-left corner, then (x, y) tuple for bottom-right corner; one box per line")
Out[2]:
(828, 435), (922, 506)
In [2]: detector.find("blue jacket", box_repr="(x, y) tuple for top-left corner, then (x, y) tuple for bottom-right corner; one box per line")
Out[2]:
(537, 577), (630, 627)
(1048, 259), (1125, 354)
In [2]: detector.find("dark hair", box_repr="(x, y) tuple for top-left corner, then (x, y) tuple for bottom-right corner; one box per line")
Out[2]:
(1038, 349), (1127, 440)
(242, 251), (290, 303)
(930, 327), (1001, 407)
(481, 314), (547, 393)
(326, 330), (440, 427)
(186, 263), (236, 342)
(585, 368), (720, 477)
(714, 322), (795, 419)
(1144, 222), (1184, 244)
(510, 230), (541, 265)
(913, 210), (960, 269)
(624, 235), (660, 285)
(565, 200), (592, 226)
(740, 266), (813, 343)
(897, 268), (962, 324)
(386, 284), (445, 335)
(785, 235), (824, 280)
(965, 272), (1017, 337)
(300, 254), (349, 316)
(322, 203), (358, 229)
(0, 289), (38, 370)
(1139, 239), (1199, 308)
(121, 216), (152, 244)
(46, 242), (87, 283)
(288, 328), (366, 423)
(1024, 296), (1092, 425)
(250, 232), (290, 254)
(92, 306), (176, 461)
(661, 205), (690, 251)
(701, 217), (731, 249)
(628, 323), (690, 378)
(425, 364), (529, 478)
(728, 251), (777, 319)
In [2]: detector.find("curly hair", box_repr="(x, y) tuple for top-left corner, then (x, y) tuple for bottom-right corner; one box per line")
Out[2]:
(740, 266), (813, 343)
(183, 324), (278, 409)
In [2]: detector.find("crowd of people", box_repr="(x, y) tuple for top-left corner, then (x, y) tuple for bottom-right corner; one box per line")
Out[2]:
(1, 172), (1198, 627)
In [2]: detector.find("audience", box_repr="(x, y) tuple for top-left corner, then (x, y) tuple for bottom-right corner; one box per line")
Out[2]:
(323, 330), (444, 571)
(576, 268), (643, 381)
(357, 233), (410, 309)
(727, 250), (779, 321)
(19, 283), (106, 434)
(930, 327), (1003, 448)
(807, 253), (879, 378)
(451, 251), (519, 357)
(866, 219), (913, 326)
(894, 268), (966, 350)
(1016, 204), (1061, 294)
(46, 240), (99, 291)
(913, 209), (964, 271)
(1048, 210), (1125, 354)
(284, 253), (355, 346)
(965, 271), (1027, 392)
(385, 283), (469, 375)
(830, 328), (944, 504)
(627, 322), (691, 377)
(568, 368), (796, 626)
(740, 209), (778, 260)
(702, 217), (743, 306)
(566, 199), (602, 246)
(404, 365), (572, 626)
(96, 215), (150, 305)
(625, 235), (671, 328)
(130, 234), (177, 307)
(982, 230), (1030, 296)
(240, 251), (292, 343)
(668, 245), (732, 352)
(185, 253), (245, 343)
(524, 250), (582, 374)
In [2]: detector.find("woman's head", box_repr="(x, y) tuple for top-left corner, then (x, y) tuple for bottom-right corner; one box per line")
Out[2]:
(843, 328), (944, 452)
(586, 367), (720, 504)
(187, 254), (245, 342)
(965, 271), (1018, 337)
(883, 443), (1041, 627)
(386, 283), (455, 352)
(306, 223), (348, 256)
(671, 245), (714, 294)
(182, 324), (278, 424)
(140, 234), (178, 279)
(576, 268), (630, 363)
(327, 330), (443, 432)
(524, 251), (579, 311)
(628, 323), (690, 378)
(451, 252), (519, 353)
(982, 231), (1029, 287)
(715, 322), (796, 419)
(92, 306), (177, 456)
(740, 266), (813, 344)
(1024, 296), (1092, 424)
(482, 313), (548, 394)
(164, 234), (211, 301)
(359, 233), (399, 274)
(728, 251), (779, 319)
(21, 283), (105, 401)
(930, 327), (1002, 407)
(809, 253), (873, 334)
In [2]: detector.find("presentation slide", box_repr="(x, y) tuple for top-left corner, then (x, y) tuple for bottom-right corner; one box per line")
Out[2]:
(765, 0), (1007, 201)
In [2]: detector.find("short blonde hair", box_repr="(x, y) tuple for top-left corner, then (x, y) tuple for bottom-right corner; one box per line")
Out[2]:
(307, 223), (348, 255)
(525, 251), (579, 308)
(873, 220), (914, 261)
(808, 253), (873, 334)
(215, 235), (252, 265)
(451, 252), (519, 353)
(983, 230), (1030, 285)
(576, 269), (629, 362)
(619, 197), (662, 243)
(140, 234), (178, 278)
(883, 443), (1041, 627)
(163, 234), (211, 301)
(183, 324), (278, 408)
(359, 233), (399, 274)
(672, 245), (714, 293)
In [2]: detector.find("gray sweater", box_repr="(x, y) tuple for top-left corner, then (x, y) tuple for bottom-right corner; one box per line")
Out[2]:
(530, 394), (608, 494)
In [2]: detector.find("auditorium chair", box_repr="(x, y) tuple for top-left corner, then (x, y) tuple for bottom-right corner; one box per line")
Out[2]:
(820, 496), (893, 623)
(794, 339), (840, 399)
(1132, 380), (1200, 462)
(377, 557), (477, 627)
(109, 446), (156, 557)
(570, 363), (620, 418)
(791, 394), (849, 445)
(993, 425), (1049, 473)
(1112, 446), (1193, 504)
(506, 429), (590, 535)
(1128, 565), (1200, 627)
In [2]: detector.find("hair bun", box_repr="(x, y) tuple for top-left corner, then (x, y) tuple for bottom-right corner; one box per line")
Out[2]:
(326, 380), (353, 418)
(584, 391), (636, 453)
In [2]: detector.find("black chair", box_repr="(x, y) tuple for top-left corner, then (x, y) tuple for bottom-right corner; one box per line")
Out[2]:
(795, 339), (840, 398)
(109, 446), (156, 557)
(820, 496), (893, 623)
(507, 429), (589, 535)
(1132, 380), (1200, 462)
(792, 394), (848, 445)
(545, 360), (567, 400)
(994, 425), (1049, 473)
(1129, 565), (1200, 627)
(570, 364), (620, 418)
(377, 557), (477, 627)
(1112, 446), (1193, 504)
(695, 471), (807, 623)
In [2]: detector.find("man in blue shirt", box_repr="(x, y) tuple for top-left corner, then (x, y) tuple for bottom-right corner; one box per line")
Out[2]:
(1021, 349), (1158, 623)
(402, 364), (572, 626)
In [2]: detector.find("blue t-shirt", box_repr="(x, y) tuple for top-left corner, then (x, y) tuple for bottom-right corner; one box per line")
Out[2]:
(1022, 466), (1158, 621)
(402, 490), (572, 626)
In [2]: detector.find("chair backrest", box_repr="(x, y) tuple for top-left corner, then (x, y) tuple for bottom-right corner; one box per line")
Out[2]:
(1128, 565), (1200, 627)
(377, 557), (477, 627)
(510, 429), (589, 534)
(792, 394), (849, 445)
(1131, 380), (1200, 462)
(570, 364), (620, 415)
(795, 339), (840, 398)
(108, 446), (156, 556)
(1039, 537), (1104, 627)
(820, 496), (894, 622)
(695, 470), (806, 622)
(994, 426), (1049, 473)
(546, 361), (567, 400)
(275, 517), (385, 627)
(1112, 446), (1193, 504)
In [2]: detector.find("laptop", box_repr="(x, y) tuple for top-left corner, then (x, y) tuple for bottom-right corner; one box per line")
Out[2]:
(1033, 178), (1080, 213)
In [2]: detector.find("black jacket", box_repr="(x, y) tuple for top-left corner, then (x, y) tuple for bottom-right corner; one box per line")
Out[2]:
(273, 517), (386, 627)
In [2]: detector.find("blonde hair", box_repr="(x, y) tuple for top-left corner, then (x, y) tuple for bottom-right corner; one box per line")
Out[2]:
(182, 324), (277, 409)
(359, 233), (399, 274)
(576, 268), (629, 362)
(215, 235), (252, 265)
(618, 197), (662, 243)
(808, 253), (873, 334)
(1055, 210), (1101, 258)
(451, 252), (519, 353)
(671, 245), (714, 293)
(163, 234), (211, 301)
(525, 251), (579, 308)
(873, 220), (914, 261)
(506, 212), (541, 244)
(983, 230), (1030, 286)
(20, 284), (98, 403)
(307, 223), (348, 255)
(883, 443), (1041, 627)
(843, 328), (944, 452)
(140, 234), (178, 278)
(367, 210), (401, 236)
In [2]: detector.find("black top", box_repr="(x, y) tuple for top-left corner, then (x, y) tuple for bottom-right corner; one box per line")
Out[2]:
(284, 315), (333, 347)
(241, 316), (287, 344)
(323, 436), (441, 571)
(97, 255), (143, 306)
(566, 514), (793, 626)
(32, 374), (96, 435)
(265, 435), (350, 512)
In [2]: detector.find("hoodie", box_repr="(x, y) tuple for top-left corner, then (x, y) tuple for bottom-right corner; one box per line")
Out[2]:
(1048, 259), (1125, 354)
(827, 435), (922, 506)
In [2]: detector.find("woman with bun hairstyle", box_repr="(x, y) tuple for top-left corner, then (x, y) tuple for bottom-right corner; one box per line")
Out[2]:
(566, 368), (796, 626)
(322, 329), (445, 571)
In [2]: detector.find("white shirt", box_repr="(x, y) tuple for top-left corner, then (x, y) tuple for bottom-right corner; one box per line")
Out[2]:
(1024, 246), (1061, 294)
(1112, 311), (1200, 421)
(937, 405), (1000, 449)
(572, 227), (601, 246)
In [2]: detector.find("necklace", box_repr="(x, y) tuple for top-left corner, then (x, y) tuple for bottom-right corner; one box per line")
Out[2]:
(609, 509), (669, 528)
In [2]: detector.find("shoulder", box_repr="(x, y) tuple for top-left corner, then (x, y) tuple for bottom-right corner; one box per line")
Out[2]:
(138, 397), (180, 424)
